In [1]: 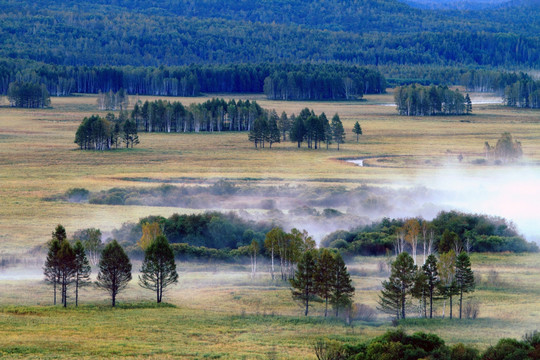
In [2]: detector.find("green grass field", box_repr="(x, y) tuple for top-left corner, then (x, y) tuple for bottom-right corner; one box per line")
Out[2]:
(0, 93), (539, 358)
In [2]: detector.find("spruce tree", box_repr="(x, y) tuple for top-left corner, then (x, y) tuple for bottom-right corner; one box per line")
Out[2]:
(139, 235), (178, 303)
(330, 253), (355, 317)
(290, 250), (319, 316)
(422, 254), (440, 319)
(315, 249), (336, 317)
(455, 251), (475, 319)
(378, 252), (416, 320)
(331, 113), (345, 150)
(465, 93), (473, 115)
(352, 121), (362, 142)
(43, 238), (61, 305)
(267, 111), (281, 148)
(73, 241), (91, 307)
(96, 240), (132, 307)
(290, 115), (306, 148)
(57, 240), (76, 307)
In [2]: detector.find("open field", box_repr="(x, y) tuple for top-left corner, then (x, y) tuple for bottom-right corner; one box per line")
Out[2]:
(0, 93), (539, 253)
(0, 253), (539, 359)
(0, 93), (539, 358)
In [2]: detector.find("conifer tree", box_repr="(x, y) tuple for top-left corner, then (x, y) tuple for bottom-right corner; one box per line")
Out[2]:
(57, 240), (76, 307)
(73, 241), (91, 307)
(378, 252), (416, 320)
(267, 111), (281, 148)
(139, 235), (178, 303)
(44, 238), (61, 305)
(455, 251), (475, 319)
(352, 121), (362, 142)
(315, 249), (336, 317)
(331, 114), (345, 150)
(290, 250), (319, 316)
(422, 254), (440, 319)
(96, 240), (132, 307)
(330, 253), (355, 317)
(290, 115), (306, 148)
(465, 93), (473, 115)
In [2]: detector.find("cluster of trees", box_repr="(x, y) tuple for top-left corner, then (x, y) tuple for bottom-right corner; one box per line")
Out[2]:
(97, 89), (129, 111)
(44, 225), (92, 307)
(6, 81), (50, 108)
(504, 76), (540, 108)
(379, 251), (474, 320)
(131, 98), (265, 133)
(484, 132), (523, 163)
(314, 328), (540, 360)
(112, 212), (272, 252)
(263, 66), (385, 100)
(74, 113), (139, 150)
(44, 225), (179, 307)
(395, 84), (471, 116)
(322, 211), (538, 256)
(288, 109), (347, 150)
(291, 249), (355, 317)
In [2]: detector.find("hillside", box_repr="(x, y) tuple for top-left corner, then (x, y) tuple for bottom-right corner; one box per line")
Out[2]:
(0, 0), (538, 70)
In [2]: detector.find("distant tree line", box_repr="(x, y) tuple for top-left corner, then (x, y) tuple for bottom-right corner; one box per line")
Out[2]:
(322, 211), (538, 256)
(131, 98), (265, 133)
(504, 75), (540, 108)
(75, 113), (139, 150)
(7, 81), (50, 108)
(0, 61), (385, 98)
(263, 66), (386, 100)
(395, 84), (471, 116)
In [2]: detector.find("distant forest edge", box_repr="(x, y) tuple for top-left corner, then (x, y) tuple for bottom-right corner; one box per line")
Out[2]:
(0, 62), (385, 99)
(1, 59), (538, 103)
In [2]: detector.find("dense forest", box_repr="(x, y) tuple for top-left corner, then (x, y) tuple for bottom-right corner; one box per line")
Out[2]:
(0, 62), (385, 98)
(0, 0), (538, 77)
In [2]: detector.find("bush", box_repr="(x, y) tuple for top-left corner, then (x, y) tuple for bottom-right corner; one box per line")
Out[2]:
(481, 338), (532, 360)
(463, 298), (480, 319)
(66, 188), (89, 202)
(450, 343), (480, 360)
(350, 303), (377, 322)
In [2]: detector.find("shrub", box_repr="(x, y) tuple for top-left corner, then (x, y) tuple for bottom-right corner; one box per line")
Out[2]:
(463, 298), (480, 319)
(351, 303), (377, 322)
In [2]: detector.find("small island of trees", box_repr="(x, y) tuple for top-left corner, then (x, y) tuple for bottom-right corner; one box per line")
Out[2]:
(7, 81), (50, 108)
(395, 84), (471, 116)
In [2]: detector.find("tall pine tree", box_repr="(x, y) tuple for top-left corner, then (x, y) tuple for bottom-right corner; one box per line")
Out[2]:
(455, 251), (475, 319)
(330, 253), (355, 317)
(290, 250), (320, 316)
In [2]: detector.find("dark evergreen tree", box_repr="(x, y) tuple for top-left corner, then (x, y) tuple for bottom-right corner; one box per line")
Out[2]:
(73, 241), (91, 307)
(43, 238), (61, 305)
(465, 93), (473, 114)
(331, 114), (345, 150)
(330, 253), (355, 317)
(315, 249), (336, 317)
(57, 240), (76, 307)
(266, 111), (281, 148)
(352, 121), (362, 142)
(290, 115), (306, 148)
(122, 119), (139, 148)
(422, 254), (440, 319)
(378, 252), (417, 320)
(139, 235), (179, 303)
(278, 111), (290, 141)
(96, 240), (132, 307)
(290, 250), (319, 316)
(455, 251), (475, 319)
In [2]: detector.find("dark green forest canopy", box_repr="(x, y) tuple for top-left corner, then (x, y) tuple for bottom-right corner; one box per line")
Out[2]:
(0, 0), (539, 69)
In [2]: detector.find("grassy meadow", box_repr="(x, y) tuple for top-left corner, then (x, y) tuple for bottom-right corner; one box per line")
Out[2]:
(0, 92), (540, 358)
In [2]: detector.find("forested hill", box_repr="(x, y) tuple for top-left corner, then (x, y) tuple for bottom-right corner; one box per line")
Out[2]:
(0, 0), (539, 70)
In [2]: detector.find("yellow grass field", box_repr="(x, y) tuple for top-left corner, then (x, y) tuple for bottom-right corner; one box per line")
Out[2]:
(0, 93), (539, 253)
